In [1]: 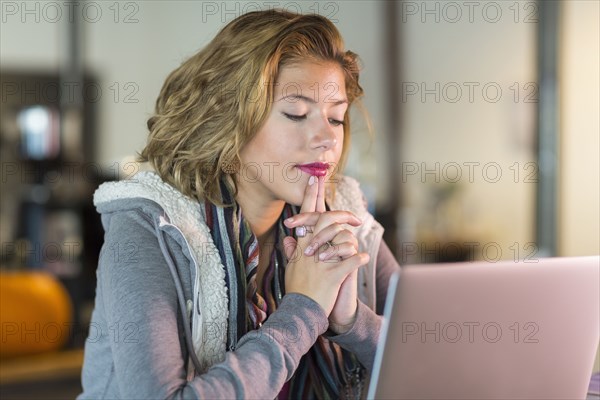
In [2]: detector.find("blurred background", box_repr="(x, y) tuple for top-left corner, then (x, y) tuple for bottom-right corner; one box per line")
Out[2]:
(0, 0), (598, 398)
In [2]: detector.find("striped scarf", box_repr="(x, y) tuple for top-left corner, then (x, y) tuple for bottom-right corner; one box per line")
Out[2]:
(204, 179), (365, 399)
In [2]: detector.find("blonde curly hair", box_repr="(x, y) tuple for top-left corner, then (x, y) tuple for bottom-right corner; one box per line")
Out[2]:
(137, 9), (365, 206)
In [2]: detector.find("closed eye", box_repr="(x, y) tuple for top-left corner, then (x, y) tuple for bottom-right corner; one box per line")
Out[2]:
(283, 112), (344, 127)
(283, 112), (306, 122)
(329, 118), (345, 127)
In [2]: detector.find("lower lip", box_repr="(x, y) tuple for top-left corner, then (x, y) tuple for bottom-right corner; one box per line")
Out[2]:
(296, 166), (328, 177)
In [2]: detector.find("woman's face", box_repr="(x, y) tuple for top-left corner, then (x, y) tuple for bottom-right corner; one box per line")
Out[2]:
(237, 61), (348, 207)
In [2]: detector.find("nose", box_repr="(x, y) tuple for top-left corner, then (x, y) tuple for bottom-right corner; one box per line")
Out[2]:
(310, 119), (338, 151)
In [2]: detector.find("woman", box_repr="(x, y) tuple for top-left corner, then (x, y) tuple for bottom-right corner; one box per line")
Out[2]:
(78, 9), (400, 399)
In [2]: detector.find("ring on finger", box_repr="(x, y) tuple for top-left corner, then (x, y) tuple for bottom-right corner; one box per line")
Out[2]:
(296, 225), (314, 238)
(319, 241), (344, 261)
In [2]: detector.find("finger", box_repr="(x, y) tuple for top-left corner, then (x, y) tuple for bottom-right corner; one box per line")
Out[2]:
(295, 176), (319, 243)
(338, 269), (358, 293)
(284, 210), (362, 229)
(305, 225), (356, 256)
(319, 243), (358, 262)
(316, 175), (326, 213)
(283, 236), (298, 260)
(299, 175), (318, 214)
(332, 253), (370, 280)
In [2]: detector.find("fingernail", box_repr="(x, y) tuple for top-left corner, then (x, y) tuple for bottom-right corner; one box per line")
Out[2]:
(285, 217), (294, 224)
(319, 250), (330, 261)
(304, 244), (314, 255)
(308, 176), (316, 186)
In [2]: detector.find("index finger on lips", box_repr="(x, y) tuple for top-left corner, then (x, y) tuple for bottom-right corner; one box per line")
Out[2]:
(294, 175), (318, 245)
(300, 175), (318, 214)
(315, 175), (326, 213)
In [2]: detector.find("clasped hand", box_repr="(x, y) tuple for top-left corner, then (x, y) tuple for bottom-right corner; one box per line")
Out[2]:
(283, 175), (369, 334)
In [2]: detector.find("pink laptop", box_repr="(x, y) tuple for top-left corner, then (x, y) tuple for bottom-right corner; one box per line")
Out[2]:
(368, 256), (600, 399)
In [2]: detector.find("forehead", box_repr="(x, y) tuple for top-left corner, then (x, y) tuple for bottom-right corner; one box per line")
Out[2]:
(274, 61), (347, 100)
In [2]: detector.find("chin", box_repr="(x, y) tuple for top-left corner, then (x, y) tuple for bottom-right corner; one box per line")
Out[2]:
(279, 186), (304, 207)
(286, 194), (304, 208)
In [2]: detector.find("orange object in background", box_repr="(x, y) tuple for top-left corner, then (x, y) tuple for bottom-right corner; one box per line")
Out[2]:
(0, 271), (73, 358)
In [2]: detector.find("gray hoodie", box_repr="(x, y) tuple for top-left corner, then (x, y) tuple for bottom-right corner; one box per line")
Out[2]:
(77, 171), (400, 399)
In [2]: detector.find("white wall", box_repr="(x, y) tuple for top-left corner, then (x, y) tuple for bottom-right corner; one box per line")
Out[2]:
(397, 1), (537, 262)
(558, 0), (600, 257)
(0, 1), (61, 70)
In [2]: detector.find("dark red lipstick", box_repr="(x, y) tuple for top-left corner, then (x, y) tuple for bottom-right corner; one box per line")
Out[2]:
(295, 162), (330, 177)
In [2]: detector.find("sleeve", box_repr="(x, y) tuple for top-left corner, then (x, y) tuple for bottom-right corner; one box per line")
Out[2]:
(327, 239), (401, 371)
(96, 211), (329, 399)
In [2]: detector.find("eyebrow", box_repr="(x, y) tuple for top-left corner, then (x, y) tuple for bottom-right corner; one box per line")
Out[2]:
(278, 94), (348, 106)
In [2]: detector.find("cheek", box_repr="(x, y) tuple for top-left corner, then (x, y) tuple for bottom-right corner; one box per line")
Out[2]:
(269, 137), (304, 167)
(263, 122), (301, 153)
